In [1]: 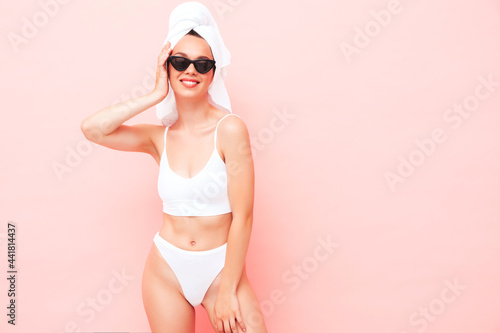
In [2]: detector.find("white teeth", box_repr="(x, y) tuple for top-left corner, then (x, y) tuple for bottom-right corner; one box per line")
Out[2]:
(182, 80), (198, 86)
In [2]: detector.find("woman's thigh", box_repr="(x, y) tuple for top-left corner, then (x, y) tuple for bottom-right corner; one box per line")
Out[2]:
(202, 266), (268, 332)
(142, 243), (195, 333)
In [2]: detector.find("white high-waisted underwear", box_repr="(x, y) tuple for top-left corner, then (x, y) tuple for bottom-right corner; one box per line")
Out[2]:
(153, 231), (227, 307)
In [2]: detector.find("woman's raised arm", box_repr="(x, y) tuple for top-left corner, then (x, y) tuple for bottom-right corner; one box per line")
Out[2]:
(80, 42), (172, 155)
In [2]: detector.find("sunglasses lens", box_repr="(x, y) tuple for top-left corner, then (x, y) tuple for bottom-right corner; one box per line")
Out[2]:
(170, 57), (190, 71)
(194, 60), (213, 74)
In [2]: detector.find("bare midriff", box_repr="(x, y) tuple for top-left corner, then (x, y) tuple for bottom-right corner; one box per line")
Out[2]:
(159, 212), (233, 251)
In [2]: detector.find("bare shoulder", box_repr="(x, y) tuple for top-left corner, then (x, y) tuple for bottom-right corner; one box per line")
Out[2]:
(218, 114), (248, 138)
(217, 114), (251, 158)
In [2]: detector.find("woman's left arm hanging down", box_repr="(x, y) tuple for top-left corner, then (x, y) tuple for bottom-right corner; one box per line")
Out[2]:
(214, 115), (255, 332)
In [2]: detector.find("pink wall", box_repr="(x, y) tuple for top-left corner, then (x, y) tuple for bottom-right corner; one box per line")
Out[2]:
(1, 0), (500, 332)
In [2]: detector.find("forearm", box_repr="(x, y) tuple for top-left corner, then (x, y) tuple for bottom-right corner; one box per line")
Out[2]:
(219, 216), (253, 293)
(81, 90), (166, 135)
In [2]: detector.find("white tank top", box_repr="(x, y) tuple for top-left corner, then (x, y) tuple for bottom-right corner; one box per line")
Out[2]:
(157, 113), (239, 216)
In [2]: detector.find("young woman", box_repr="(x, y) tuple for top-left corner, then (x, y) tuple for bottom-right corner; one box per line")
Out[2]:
(81, 28), (268, 333)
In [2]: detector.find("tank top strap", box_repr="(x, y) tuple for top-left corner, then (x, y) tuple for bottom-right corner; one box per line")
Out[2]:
(214, 113), (240, 147)
(163, 126), (168, 154)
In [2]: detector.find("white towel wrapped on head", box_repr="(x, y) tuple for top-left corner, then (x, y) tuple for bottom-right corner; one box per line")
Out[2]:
(156, 1), (232, 127)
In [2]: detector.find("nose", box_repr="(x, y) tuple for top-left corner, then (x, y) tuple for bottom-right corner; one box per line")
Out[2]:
(185, 62), (197, 74)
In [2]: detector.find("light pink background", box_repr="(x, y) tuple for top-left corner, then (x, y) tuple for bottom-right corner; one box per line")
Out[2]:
(1, 0), (500, 332)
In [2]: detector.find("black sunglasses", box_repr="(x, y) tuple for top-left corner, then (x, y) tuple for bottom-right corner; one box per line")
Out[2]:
(167, 55), (216, 74)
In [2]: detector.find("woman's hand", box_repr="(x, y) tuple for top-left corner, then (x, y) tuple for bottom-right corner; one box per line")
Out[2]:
(213, 289), (247, 332)
(153, 41), (172, 99)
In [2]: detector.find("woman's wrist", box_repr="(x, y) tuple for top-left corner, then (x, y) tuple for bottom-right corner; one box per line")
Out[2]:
(149, 89), (168, 104)
(218, 280), (238, 294)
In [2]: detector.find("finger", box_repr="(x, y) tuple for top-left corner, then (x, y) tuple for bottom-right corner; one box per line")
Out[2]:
(165, 46), (173, 59)
(160, 46), (171, 58)
(159, 49), (172, 69)
(161, 49), (170, 64)
(236, 311), (247, 332)
(161, 41), (171, 51)
(159, 47), (168, 59)
(230, 317), (237, 332)
(164, 42), (172, 56)
(224, 319), (232, 333)
(213, 307), (223, 332)
(159, 44), (171, 58)
(216, 318), (224, 332)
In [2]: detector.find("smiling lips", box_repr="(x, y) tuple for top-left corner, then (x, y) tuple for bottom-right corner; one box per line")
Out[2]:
(180, 79), (199, 88)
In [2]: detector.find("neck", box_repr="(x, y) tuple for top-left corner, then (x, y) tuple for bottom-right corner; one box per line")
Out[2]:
(173, 92), (212, 131)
